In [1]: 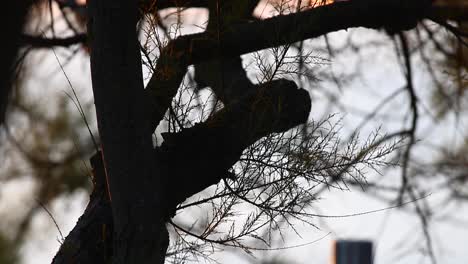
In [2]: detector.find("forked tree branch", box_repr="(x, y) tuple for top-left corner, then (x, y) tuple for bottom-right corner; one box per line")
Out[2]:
(159, 79), (311, 209)
(145, 0), (433, 131)
(53, 78), (311, 263)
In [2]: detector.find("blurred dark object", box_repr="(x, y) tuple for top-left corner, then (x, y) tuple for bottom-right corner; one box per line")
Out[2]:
(332, 240), (373, 264)
(0, 1), (36, 126)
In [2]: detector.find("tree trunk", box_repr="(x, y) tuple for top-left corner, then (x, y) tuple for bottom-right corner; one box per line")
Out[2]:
(87, 0), (168, 263)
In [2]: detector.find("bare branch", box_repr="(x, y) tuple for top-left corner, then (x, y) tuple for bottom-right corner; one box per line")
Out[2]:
(20, 33), (87, 48)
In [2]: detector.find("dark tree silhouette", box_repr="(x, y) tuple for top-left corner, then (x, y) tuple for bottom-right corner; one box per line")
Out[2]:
(1, 0), (467, 263)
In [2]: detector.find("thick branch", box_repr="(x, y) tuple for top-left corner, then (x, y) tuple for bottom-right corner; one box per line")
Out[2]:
(193, 0), (258, 103)
(194, 57), (255, 103)
(145, 0), (433, 131)
(20, 33), (87, 48)
(186, 0), (433, 62)
(159, 79), (311, 208)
